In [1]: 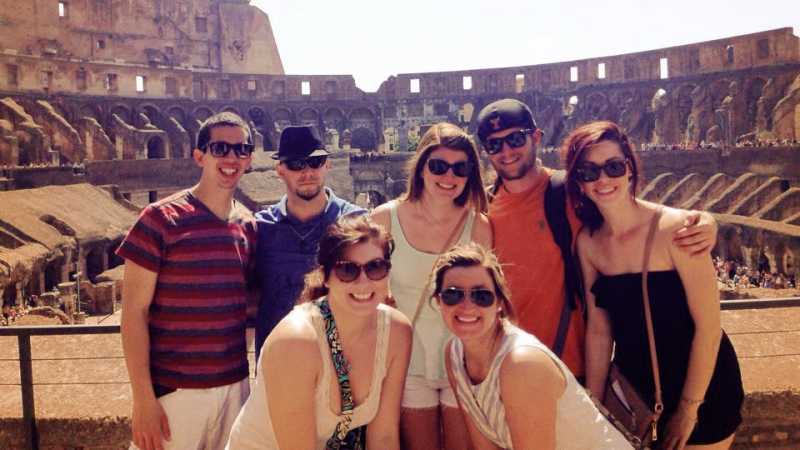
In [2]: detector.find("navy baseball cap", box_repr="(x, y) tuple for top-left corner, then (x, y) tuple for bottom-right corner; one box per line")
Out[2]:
(476, 99), (537, 142)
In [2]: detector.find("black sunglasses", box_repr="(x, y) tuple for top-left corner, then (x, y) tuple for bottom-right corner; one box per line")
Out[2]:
(333, 258), (391, 282)
(575, 158), (629, 183)
(284, 155), (328, 171)
(439, 287), (496, 308)
(427, 159), (472, 178)
(483, 129), (535, 155)
(204, 141), (255, 159)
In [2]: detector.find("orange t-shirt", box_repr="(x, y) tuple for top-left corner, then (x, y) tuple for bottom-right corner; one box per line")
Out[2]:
(489, 169), (586, 377)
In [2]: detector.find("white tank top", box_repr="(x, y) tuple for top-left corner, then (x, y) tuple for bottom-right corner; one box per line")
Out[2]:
(389, 200), (475, 381)
(449, 323), (632, 450)
(226, 302), (392, 450)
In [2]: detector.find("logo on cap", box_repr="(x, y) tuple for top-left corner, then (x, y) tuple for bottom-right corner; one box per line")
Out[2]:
(490, 116), (502, 130)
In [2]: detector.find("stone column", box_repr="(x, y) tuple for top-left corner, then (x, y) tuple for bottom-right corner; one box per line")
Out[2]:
(57, 281), (76, 317)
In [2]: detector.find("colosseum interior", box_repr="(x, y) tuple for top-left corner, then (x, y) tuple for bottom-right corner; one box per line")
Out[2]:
(0, 1), (799, 448)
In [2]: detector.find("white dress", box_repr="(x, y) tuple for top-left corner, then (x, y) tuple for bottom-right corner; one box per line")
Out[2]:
(226, 302), (392, 449)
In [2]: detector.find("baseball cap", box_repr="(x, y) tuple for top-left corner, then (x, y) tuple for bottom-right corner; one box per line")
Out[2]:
(476, 99), (537, 142)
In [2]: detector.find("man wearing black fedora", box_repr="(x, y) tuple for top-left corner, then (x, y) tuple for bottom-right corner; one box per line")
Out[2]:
(253, 125), (363, 360)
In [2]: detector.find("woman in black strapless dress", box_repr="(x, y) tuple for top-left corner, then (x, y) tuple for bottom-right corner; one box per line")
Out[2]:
(562, 121), (744, 449)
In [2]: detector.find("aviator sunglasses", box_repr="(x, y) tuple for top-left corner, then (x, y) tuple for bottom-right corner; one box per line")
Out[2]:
(575, 157), (629, 183)
(427, 158), (473, 178)
(439, 287), (496, 308)
(204, 141), (255, 159)
(284, 155), (328, 171)
(333, 258), (391, 282)
(483, 129), (535, 155)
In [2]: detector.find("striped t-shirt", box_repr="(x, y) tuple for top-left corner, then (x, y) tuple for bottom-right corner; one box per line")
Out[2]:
(117, 189), (256, 394)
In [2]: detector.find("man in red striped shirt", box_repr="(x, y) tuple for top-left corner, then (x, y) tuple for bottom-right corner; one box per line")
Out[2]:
(118, 112), (257, 450)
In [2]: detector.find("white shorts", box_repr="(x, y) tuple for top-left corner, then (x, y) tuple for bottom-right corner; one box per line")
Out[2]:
(402, 375), (457, 409)
(130, 378), (250, 450)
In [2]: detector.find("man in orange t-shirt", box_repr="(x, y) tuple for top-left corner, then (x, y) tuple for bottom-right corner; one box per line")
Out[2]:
(475, 99), (718, 381)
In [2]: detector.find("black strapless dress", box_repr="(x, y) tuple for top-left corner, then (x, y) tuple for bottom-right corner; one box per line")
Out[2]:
(592, 270), (744, 445)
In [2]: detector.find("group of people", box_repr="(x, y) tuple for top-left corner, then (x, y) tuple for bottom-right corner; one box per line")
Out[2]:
(118, 98), (745, 450)
(715, 257), (795, 290)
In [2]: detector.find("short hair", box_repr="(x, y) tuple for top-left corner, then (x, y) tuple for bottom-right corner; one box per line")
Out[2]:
(402, 122), (488, 213)
(299, 214), (395, 303)
(561, 120), (641, 232)
(431, 243), (515, 321)
(196, 111), (252, 151)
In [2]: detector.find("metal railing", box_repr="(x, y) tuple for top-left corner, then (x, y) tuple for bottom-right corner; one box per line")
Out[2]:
(1, 297), (799, 450)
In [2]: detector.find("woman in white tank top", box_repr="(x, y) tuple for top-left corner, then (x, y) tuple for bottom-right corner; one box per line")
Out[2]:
(371, 123), (492, 450)
(226, 216), (412, 449)
(432, 243), (632, 450)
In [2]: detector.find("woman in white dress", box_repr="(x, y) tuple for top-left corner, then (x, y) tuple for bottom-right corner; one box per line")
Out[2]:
(371, 122), (492, 450)
(226, 215), (412, 449)
(435, 243), (632, 450)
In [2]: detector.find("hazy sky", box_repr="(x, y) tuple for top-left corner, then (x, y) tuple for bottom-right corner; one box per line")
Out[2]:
(252, 0), (798, 92)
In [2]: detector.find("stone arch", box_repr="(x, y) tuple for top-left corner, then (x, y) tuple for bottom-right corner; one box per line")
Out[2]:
(140, 104), (161, 127)
(349, 107), (376, 135)
(220, 105), (242, 117)
(80, 104), (102, 122)
(323, 108), (347, 134)
(349, 107), (375, 122)
(273, 107), (293, 131)
(110, 104), (132, 124)
(651, 87), (668, 108)
(585, 92), (610, 119)
(675, 84), (696, 138)
(298, 107), (320, 127)
(166, 106), (187, 124)
(709, 79), (730, 110)
(51, 102), (72, 123)
(351, 127), (377, 152)
(193, 107), (214, 122)
(44, 259), (62, 291)
(85, 246), (105, 283)
(565, 95), (579, 116)
(744, 77), (767, 133)
(248, 107), (275, 151)
(146, 136), (166, 159)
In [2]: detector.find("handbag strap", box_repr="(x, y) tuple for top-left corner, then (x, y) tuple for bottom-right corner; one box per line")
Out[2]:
(410, 208), (470, 326)
(641, 208), (665, 420)
(316, 298), (356, 450)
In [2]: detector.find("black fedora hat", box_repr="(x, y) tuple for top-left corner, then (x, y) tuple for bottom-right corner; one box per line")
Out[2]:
(272, 126), (329, 161)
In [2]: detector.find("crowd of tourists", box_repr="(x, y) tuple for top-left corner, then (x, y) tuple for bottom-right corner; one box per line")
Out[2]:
(117, 99), (744, 450)
(714, 257), (796, 290)
(0, 304), (28, 326)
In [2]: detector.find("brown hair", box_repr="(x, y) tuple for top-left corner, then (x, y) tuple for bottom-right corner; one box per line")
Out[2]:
(431, 242), (515, 321)
(299, 214), (394, 303)
(562, 121), (641, 232)
(402, 122), (488, 213)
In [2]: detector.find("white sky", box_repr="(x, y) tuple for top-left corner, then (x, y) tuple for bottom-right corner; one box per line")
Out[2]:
(252, 0), (799, 92)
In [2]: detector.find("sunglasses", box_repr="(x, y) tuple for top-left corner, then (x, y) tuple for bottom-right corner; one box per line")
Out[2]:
(204, 141), (255, 159)
(333, 258), (391, 282)
(575, 158), (629, 183)
(439, 287), (496, 308)
(283, 155), (328, 171)
(483, 129), (535, 155)
(427, 158), (472, 178)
